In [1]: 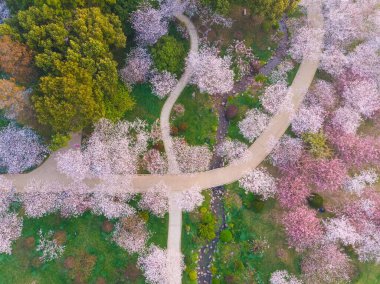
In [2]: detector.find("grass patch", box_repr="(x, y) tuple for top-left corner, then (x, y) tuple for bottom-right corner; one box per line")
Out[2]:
(123, 83), (164, 125)
(212, 183), (300, 283)
(173, 86), (218, 146)
(0, 210), (168, 283)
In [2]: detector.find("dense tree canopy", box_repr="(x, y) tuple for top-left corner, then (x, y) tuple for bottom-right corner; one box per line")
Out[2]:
(0, 1), (134, 133)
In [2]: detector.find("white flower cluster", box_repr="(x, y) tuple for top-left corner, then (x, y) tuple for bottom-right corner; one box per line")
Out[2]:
(217, 139), (248, 165)
(270, 270), (303, 284)
(187, 48), (234, 95)
(239, 109), (270, 142)
(174, 186), (204, 212)
(239, 168), (277, 200)
(36, 230), (65, 262)
(291, 105), (325, 135)
(260, 81), (289, 115)
(150, 71), (178, 99)
(331, 106), (362, 134)
(343, 169), (378, 196)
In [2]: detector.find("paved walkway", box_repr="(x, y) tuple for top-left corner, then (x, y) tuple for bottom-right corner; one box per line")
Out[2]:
(164, 13), (199, 284)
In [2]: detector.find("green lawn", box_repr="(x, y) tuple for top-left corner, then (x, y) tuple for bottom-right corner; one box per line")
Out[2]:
(0, 209), (169, 284)
(123, 83), (164, 125)
(212, 183), (300, 283)
(173, 86), (218, 146)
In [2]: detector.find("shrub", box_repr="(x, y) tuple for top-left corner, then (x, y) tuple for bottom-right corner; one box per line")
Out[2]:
(50, 133), (71, 151)
(307, 193), (324, 209)
(220, 229), (233, 243)
(178, 122), (188, 132)
(189, 270), (197, 281)
(170, 126), (179, 136)
(225, 104), (238, 120)
(151, 35), (186, 76)
(198, 223), (216, 240)
(255, 73), (268, 83)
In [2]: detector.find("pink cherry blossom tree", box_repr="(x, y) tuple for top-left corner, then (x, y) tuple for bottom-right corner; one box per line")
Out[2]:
(343, 169), (378, 196)
(187, 47), (234, 95)
(239, 109), (270, 142)
(340, 75), (380, 118)
(131, 5), (168, 45)
(120, 47), (152, 86)
(216, 139), (248, 165)
(138, 182), (169, 217)
(277, 171), (310, 209)
(326, 129), (380, 169)
(59, 182), (92, 218)
(0, 177), (14, 214)
(174, 186), (204, 212)
(90, 192), (135, 219)
(323, 217), (361, 247)
(288, 25), (324, 62)
(260, 81), (288, 115)
(0, 212), (22, 254)
(138, 245), (169, 284)
(304, 80), (337, 110)
(269, 135), (304, 168)
(113, 215), (149, 254)
(270, 270), (302, 284)
(282, 206), (323, 251)
(142, 149), (168, 174)
(172, 138), (212, 173)
(149, 71), (178, 99)
(56, 149), (88, 181)
(239, 168), (277, 200)
(0, 125), (49, 173)
(301, 244), (354, 284)
(22, 179), (62, 218)
(291, 105), (325, 135)
(330, 106), (362, 134)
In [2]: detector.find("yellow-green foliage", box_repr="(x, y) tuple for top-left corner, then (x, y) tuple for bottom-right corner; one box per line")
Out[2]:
(302, 131), (333, 158)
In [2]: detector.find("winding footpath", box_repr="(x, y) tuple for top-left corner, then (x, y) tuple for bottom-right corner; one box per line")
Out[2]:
(2, 1), (323, 283)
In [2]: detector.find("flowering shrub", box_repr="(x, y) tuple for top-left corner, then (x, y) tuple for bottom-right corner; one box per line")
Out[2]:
(0, 125), (49, 173)
(36, 230), (65, 262)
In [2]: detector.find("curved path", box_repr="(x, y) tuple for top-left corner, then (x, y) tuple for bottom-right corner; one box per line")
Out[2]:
(164, 14), (199, 284)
